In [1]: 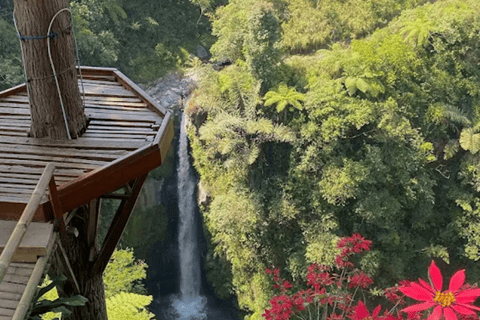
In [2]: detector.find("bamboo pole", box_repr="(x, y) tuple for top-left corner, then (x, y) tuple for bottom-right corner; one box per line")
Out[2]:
(0, 163), (55, 284)
(12, 233), (57, 320)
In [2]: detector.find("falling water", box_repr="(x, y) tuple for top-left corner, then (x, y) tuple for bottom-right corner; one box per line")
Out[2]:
(173, 113), (207, 319)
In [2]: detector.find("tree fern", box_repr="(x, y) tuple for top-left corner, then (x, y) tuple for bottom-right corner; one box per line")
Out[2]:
(264, 83), (305, 113)
(400, 15), (434, 47)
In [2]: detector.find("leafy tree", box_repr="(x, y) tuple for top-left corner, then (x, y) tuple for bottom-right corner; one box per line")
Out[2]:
(244, 1), (282, 92)
(103, 249), (147, 299)
(0, 17), (23, 90)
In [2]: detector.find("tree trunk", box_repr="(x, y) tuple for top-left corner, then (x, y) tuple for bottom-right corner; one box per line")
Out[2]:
(13, 0), (86, 139)
(51, 206), (108, 320)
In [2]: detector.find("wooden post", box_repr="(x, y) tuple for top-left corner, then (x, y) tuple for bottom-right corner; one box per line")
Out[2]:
(49, 175), (65, 231)
(87, 199), (99, 262)
(92, 174), (147, 274)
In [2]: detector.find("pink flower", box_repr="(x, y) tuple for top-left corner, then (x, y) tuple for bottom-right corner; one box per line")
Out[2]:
(399, 260), (480, 320)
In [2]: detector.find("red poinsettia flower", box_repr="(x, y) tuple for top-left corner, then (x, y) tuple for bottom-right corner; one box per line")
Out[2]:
(399, 260), (480, 320)
(350, 301), (382, 320)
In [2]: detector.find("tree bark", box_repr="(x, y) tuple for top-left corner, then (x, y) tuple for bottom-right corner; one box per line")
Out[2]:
(13, 0), (86, 139)
(51, 206), (108, 320)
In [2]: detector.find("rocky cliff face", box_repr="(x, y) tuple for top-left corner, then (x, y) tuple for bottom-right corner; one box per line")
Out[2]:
(146, 72), (196, 112)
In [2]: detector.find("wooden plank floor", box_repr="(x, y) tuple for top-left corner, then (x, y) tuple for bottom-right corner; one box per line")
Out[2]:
(0, 221), (54, 320)
(0, 262), (34, 320)
(0, 70), (164, 206)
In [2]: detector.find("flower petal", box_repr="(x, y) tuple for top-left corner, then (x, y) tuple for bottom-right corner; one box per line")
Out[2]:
(456, 289), (480, 303)
(429, 261), (443, 292)
(443, 307), (458, 320)
(428, 306), (443, 320)
(451, 304), (477, 315)
(455, 303), (480, 312)
(355, 301), (369, 319)
(449, 269), (465, 292)
(372, 305), (381, 317)
(400, 282), (435, 301)
(402, 302), (436, 313)
(419, 278), (435, 293)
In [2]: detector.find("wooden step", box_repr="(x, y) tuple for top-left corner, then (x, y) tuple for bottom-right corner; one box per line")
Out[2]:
(0, 221), (54, 262)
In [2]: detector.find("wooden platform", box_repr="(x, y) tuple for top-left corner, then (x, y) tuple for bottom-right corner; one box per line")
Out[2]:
(0, 67), (174, 221)
(0, 262), (35, 320)
(0, 221), (54, 263)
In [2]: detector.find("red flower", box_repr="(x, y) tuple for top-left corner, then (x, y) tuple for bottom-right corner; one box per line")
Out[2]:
(307, 263), (334, 290)
(399, 260), (480, 320)
(350, 301), (382, 320)
(349, 271), (373, 289)
(264, 294), (293, 320)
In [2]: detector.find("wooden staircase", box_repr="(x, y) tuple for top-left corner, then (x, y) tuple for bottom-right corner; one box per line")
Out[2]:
(0, 164), (58, 320)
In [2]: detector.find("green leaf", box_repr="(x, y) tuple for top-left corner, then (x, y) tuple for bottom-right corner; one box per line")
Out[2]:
(460, 128), (480, 154)
(276, 100), (288, 113)
(344, 77), (357, 96)
(355, 78), (371, 94)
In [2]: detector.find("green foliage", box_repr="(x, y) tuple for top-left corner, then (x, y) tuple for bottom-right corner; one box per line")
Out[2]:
(33, 274), (88, 320)
(244, 2), (282, 91)
(103, 249), (147, 299)
(106, 292), (154, 320)
(210, 0), (254, 62)
(281, 0), (429, 52)
(69, 0), (213, 82)
(0, 17), (23, 90)
(191, 0), (480, 317)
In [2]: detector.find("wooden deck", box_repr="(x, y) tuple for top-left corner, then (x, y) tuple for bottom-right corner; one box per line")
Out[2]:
(0, 67), (174, 221)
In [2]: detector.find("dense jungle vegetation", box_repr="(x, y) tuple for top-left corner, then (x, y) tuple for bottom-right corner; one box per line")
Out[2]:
(186, 0), (480, 319)
(2, 0), (480, 319)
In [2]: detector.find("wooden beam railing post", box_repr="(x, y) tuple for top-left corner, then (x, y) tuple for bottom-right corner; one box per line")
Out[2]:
(49, 175), (65, 231)
(0, 163), (55, 284)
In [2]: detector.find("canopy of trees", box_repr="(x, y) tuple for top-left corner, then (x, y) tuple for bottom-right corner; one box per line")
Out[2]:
(186, 0), (480, 318)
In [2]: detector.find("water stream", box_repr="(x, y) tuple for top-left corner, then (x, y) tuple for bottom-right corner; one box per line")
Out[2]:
(151, 112), (238, 320)
(172, 113), (207, 319)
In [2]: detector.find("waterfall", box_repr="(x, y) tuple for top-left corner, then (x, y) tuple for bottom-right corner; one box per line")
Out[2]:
(173, 113), (206, 319)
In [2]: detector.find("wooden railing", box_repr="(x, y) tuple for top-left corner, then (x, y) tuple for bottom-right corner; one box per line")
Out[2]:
(0, 163), (62, 284)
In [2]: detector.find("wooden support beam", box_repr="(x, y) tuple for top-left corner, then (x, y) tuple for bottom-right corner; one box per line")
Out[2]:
(56, 241), (80, 294)
(100, 193), (130, 200)
(48, 175), (65, 232)
(92, 174), (147, 274)
(87, 199), (99, 262)
(55, 143), (161, 214)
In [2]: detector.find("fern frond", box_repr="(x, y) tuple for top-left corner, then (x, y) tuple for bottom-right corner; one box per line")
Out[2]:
(444, 139), (460, 160)
(442, 104), (472, 127)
